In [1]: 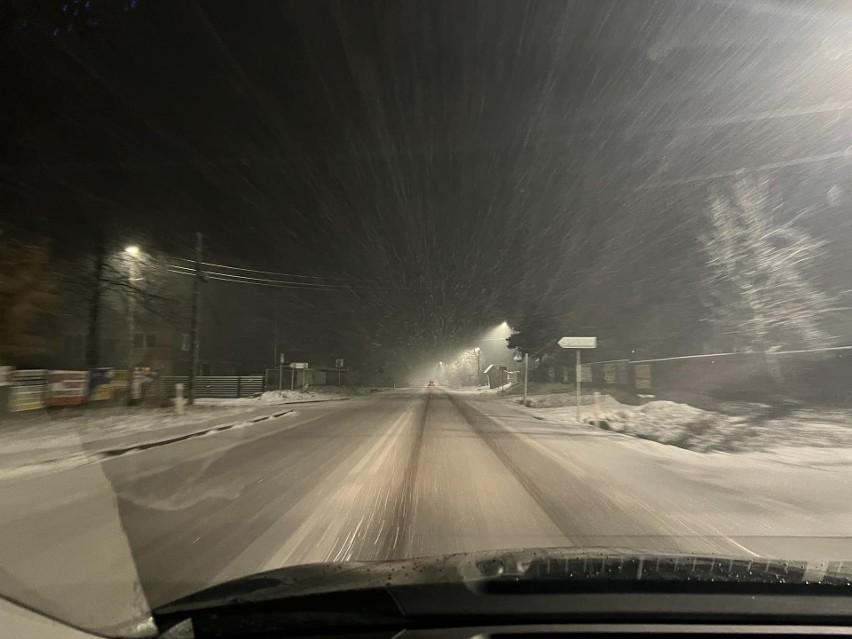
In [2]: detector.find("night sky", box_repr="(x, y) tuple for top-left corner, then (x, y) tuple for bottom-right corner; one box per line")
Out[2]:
(3, 1), (852, 375)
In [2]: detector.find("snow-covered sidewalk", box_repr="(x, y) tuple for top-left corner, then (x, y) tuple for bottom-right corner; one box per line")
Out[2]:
(498, 384), (852, 466)
(0, 390), (352, 479)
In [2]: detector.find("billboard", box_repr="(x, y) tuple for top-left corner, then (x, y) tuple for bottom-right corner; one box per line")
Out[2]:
(46, 370), (89, 407)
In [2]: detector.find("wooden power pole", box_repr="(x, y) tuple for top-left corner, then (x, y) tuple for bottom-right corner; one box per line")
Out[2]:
(187, 232), (203, 405)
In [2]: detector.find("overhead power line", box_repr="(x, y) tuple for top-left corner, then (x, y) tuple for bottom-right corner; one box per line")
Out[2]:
(170, 257), (326, 280)
(166, 262), (399, 291)
(167, 264), (362, 289)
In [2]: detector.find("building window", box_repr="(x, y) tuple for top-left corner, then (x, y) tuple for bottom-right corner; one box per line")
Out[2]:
(146, 333), (157, 348)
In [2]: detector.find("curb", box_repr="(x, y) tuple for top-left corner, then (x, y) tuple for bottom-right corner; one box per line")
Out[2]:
(101, 409), (296, 457)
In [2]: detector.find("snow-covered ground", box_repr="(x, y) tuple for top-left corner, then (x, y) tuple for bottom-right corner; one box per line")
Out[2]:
(0, 389), (354, 478)
(442, 383), (516, 396)
(499, 383), (852, 466)
(194, 386), (356, 407)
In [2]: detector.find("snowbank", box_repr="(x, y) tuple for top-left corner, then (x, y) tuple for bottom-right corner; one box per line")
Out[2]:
(195, 387), (354, 407)
(506, 390), (852, 460)
(446, 383), (517, 396)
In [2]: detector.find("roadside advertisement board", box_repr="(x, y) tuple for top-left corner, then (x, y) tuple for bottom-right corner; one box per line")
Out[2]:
(9, 386), (45, 412)
(46, 370), (89, 407)
(112, 369), (131, 390)
(89, 368), (115, 402)
(9, 370), (47, 412)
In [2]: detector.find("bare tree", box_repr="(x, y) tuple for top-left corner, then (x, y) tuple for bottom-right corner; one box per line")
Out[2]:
(703, 178), (835, 351)
(0, 232), (57, 365)
(59, 245), (182, 368)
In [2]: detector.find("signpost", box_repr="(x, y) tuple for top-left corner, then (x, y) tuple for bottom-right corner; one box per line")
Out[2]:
(278, 352), (285, 392)
(513, 351), (528, 405)
(557, 336), (597, 422)
(335, 359), (344, 388)
(290, 362), (308, 390)
(175, 382), (184, 414)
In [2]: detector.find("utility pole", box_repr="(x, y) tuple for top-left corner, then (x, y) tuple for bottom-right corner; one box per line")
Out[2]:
(272, 303), (278, 368)
(187, 232), (203, 406)
(524, 352), (529, 405)
(475, 347), (481, 387)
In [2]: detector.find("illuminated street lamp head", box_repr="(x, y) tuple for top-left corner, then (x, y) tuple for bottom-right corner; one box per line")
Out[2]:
(124, 245), (140, 256)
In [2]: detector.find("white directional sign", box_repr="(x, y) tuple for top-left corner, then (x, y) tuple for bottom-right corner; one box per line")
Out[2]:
(335, 358), (344, 368)
(290, 362), (308, 369)
(558, 336), (597, 349)
(557, 336), (597, 423)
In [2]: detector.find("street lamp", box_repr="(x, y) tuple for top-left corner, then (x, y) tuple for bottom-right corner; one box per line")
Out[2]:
(124, 245), (140, 256)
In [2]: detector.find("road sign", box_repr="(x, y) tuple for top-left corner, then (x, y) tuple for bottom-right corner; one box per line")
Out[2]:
(556, 336), (597, 423)
(558, 336), (597, 349)
(335, 358), (344, 368)
(290, 362), (308, 369)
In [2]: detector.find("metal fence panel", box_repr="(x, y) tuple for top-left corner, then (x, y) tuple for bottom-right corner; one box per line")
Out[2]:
(238, 376), (264, 396)
(161, 375), (264, 398)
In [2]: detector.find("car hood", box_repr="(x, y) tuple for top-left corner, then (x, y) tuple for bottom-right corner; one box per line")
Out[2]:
(155, 546), (852, 616)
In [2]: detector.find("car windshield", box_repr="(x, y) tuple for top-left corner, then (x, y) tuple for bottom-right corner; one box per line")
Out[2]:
(2, 0), (852, 636)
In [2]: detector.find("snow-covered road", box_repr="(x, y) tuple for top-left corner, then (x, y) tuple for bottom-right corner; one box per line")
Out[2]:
(1, 387), (851, 635)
